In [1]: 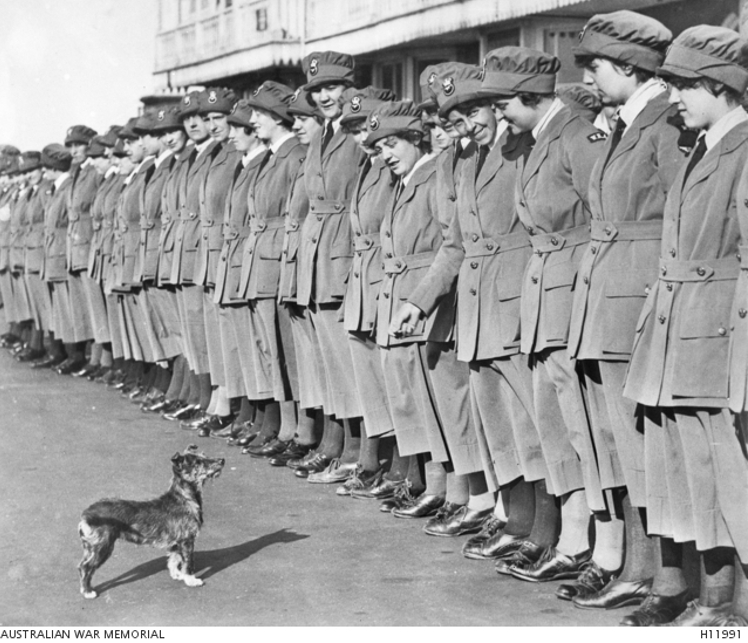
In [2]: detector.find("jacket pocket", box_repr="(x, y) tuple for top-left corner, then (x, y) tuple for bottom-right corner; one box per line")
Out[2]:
(542, 260), (576, 342)
(602, 269), (650, 354)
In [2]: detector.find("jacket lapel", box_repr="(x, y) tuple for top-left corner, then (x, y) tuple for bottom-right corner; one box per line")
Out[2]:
(521, 106), (569, 189)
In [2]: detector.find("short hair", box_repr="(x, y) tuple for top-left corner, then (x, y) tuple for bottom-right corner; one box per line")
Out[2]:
(667, 75), (744, 105)
(574, 54), (655, 84)
(517, 92), (555, 107)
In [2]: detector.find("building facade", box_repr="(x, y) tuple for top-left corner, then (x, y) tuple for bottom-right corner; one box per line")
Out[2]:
(152, 0), (741, 99)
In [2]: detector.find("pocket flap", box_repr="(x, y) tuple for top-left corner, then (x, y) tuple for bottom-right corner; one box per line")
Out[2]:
(543, 261), (576, 291)
(680, 307), (731, 339)
(605, 270), (651, 298)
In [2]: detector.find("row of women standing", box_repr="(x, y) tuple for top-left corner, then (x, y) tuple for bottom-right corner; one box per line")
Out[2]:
(1, 8), (747, 627)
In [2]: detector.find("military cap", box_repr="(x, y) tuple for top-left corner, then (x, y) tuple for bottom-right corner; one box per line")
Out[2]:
(657, 25), (748, 94)
(20, 151), (42, 173)
(481, 47), (560, 96)
(0, 145), (21, 159)
(149, 107), (182, 133)
(365, 100), (424, 146)
(340, 86), (396, 125)
(87, 136), (109, 158)
(416, 64), (442, 111)
(287, 86), (322, 118)
(118, 117), (141, 141)
(245, 81), (295, 124)
(132, 113), (158, 135)
(41, 144), (72, 171)
(112, 138), (128, 158)
(227, 99), (255, 129)
(100, 125), (123, 147)
(434, 63), (485, 117)
(557, 83), (603, 122)
(64, 125), (97, 146)
(0, 156), (20, 175)
(573, 10), (672, 72)
(198, 87), (236, 115)
(302, 51), (355, 93)
(179, 90), (202, 119)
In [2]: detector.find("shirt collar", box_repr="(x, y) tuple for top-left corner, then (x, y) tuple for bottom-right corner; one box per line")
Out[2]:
(402, 152), (434, 187)
(593, 111), (612, 135)
(327, 115), (343, 134)
(618, 78), (666, 132)
(195, 138), (212, 157)
(269, 131), (295, 155)
(136, 156), (155, 173)
(155, 150), (172, 168)
(488, 119), (508, 150)
(704, 106), (748, 151)
(104, 166), (118, 179)
(243, 144), (267, 167)
(532, 97), (564, 140)
(53, 173), (69, 190)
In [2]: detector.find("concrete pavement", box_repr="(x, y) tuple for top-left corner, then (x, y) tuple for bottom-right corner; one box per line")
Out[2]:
(0, 349), (624, 627)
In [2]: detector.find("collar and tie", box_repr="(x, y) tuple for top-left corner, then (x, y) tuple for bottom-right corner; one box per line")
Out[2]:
(603, 116), (626, 168)
(475, 145), (489, 179)
(682, 136), (707, 185)
(321, 122), (334, 152)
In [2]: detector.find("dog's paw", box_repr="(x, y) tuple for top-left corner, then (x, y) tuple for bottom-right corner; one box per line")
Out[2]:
(82, 590), (98, 599)
(183, 575), (204, 588)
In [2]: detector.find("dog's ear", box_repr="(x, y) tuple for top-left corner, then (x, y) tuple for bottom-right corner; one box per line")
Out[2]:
(186, 444), (199, 453)
(171, 452), (183, 466)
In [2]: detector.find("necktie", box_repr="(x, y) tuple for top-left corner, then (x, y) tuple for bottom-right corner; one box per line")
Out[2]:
(395, 179), (404, 202)
(321, 123), (334, 153)
(682, 136), (707, 185)
(603, 116), (626, 168)
(475, 146), (489, 180)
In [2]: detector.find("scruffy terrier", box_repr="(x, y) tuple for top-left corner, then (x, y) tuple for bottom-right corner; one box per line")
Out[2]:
(78, 445), (225, 599)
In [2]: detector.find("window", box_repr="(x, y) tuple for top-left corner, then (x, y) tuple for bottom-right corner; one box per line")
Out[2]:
(379, 62), (403, 98)
(256, 7), (268, 31)
(544, 25), (586, 82)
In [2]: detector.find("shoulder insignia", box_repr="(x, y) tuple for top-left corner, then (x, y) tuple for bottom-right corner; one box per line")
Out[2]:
(587, 131), (607, 142)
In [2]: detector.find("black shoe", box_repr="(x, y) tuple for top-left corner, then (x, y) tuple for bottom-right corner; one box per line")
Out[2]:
(0, 333), (21, 348)
(197, 414), (236, 438)
(574, 577), (653, 610)
(475, 531), (529, 561)
(294, 453), (331, 478)
(390, 492), (443, 517)
(227, 422), (258, 446)
(163, 403), (201, 422)
(141, 394), (165, 412)
(71, 363), (98, 378)
(86, 365), (109, 381)
(56, 358), (87, 375)
(242, 436), (287, 458)
(510, 547), (592, 582)
(495, 540), (544, 575)
(30, 354), (65, 369)
(423, 506), (492, 537)
(180, 409), (209, 430)
(97, 368), (121, 385)
(269, 440), (314, 466)
(461, 516), (506, 559)
(557, 560), (617, 601)
(16, 348), (46, 363)
(620, 590), (690, 626)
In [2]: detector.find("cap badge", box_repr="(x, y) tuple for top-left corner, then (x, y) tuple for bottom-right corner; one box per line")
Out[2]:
(208, 90), (218, 104)
(310, 58), (319, 76)
(252, 84), (263, 97)
(230, 102), (238, 114)
(67, 128), (73, 137)
(369, 115), (380, 131)
(427, 72), (437, 86)
(157, 110), (165, 121)
(442, 77), (455, 96)
(350, 96), (362, 112)
(290, 89), (300, 103)
(184, 96), (191, 106)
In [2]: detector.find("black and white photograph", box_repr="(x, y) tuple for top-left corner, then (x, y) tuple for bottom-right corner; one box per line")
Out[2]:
(1, 0), (748, 630)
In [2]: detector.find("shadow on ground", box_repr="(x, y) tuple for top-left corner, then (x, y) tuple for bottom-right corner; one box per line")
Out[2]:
(92, 528), (309, 597)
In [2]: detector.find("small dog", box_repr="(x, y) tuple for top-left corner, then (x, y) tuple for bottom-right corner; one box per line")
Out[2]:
(78, 445), (225, 599)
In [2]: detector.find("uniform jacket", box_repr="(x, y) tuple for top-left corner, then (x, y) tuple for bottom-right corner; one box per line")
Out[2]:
(410, 131), (531, 362)
(171, 140), (219, 285)
(0, 186), (16, 273)
(10, 186), (30, 272)
(195, 142), (242, 288)
(296, 124), (366, 306)
(90, 173), (125, 285)
(67, 161), (104, 272)
(239, 137), (305, 300)
(278, 158), (309, 303)
(515, 103), (605, 353)
(42, 176), (74, 283)
(342, 156), (395, 332)
(624, 119), (748, 409)
(24, 180), (53, 275)
(136, 153), (173, 284)
(112, 159), (156, 290)
(729, 164), (748, 411)
(568, 94), (685, 361)
(157, 150), (191, 285)
(376, 157), (450, 347)
(213, 149), (267, 305)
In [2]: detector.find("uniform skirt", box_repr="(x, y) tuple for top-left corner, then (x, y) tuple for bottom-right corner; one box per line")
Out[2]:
(348, 331), (394, 437)
(277, 303), (299, 402)
(217, 303), (246, 399)
(66, 271), (94, 342)
(247, 298), (290, 402)
(470, 353), (548, 491)
(202, 290), (224, 385)
(0, 270), (16, 323)
(10, 271), (32, 323)
(176, 284), (208, 374)
(81, 271), (110, 344)
(117, 291), (154, 363)
(286, 302), (326, 410)
(24, 273), (52, 332)
(644, 407), (748, 561)
(380, 341), (449, 463)
(51, 281), (75, 343)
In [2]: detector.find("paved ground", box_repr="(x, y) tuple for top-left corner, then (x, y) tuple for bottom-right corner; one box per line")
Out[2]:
(0, 348), (626, 627)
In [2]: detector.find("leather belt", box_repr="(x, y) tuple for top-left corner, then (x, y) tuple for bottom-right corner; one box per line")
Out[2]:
(463, 230), (529, 258)
(658, 258), (739, 282)
(384, 251), (436, 275)
(590, 219), (662, 242)
(529, 224), (589, 254)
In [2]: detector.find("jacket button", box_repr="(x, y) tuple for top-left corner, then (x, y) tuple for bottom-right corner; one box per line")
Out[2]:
(535, 249), (541, 255)
(531, 276), (538, 284)
(519, 200), (525, 208)
(356, 251), (361, 257)
(696, 267), (706, 276)
(354, 272), (359, 278)
(472, 234), (479, 242)
(666, 283), (673, 291)
(470, 261), (478, 269)
(282, 249), (287, 255)
(718, 327), (727, 336)
(449, 195), (456, 202)
(469, 288), (476, 295)
(395, 261), (402, 269)
(527, 227), (534, 235)
(486, 243), (494, 251)
(583, 276), (589, 284)
(661, 266), (667, 276)
(385, 231), (391, 237)
(645, 286), (651, 294)
(386, 253), (393, 258)
(470, 210), (476, 216)
(590, 246), (596, 254)
(550, 236), (559, 246)
(740, 309), (747, 318)
(658, 315), (666, 324)
(604, 226), (612, 235)
(317, 196), (323, 200)
(356, 231), (361, 236)
(312, 237), (318, 243)
(383, 292), (390, 299)
(317, 216), (323, 222)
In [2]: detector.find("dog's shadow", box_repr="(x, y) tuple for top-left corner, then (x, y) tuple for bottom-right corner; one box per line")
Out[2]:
(94, 528), (308, 596)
